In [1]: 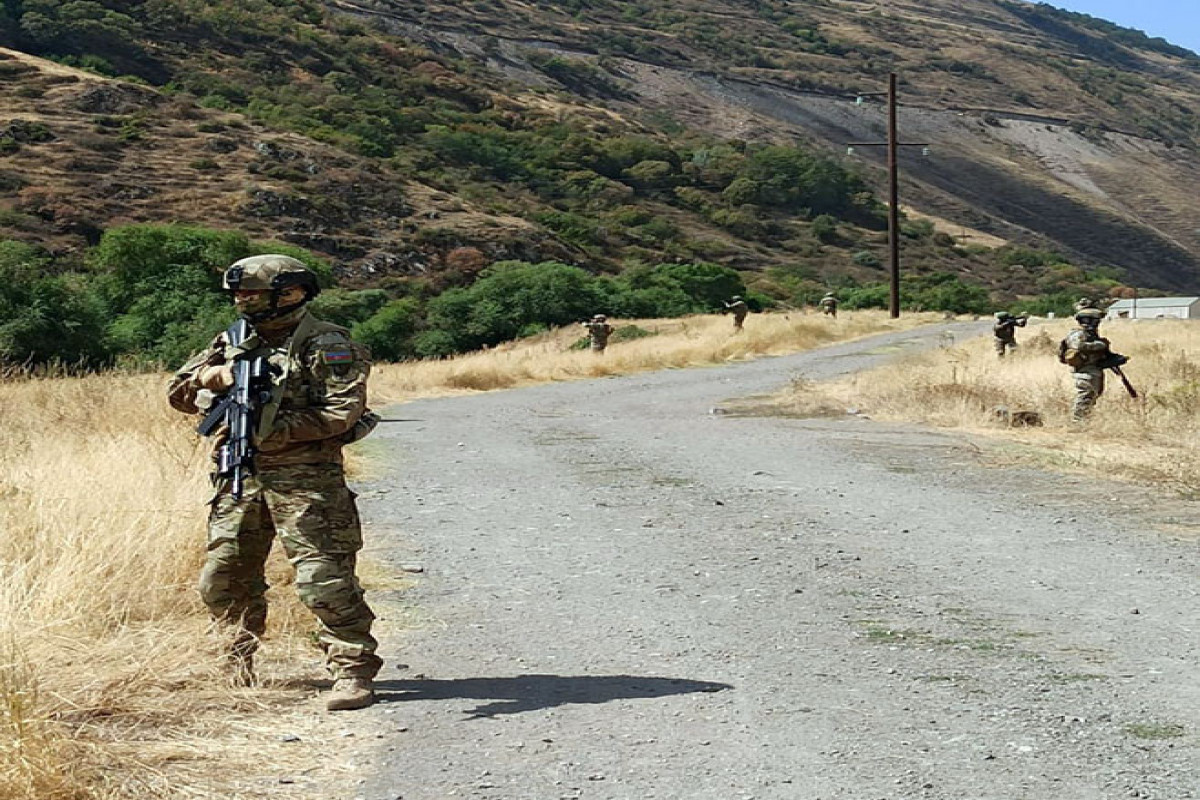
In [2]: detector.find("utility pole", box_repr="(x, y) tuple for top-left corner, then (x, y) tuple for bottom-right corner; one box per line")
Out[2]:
(886, 72), (900, 319)
(846, 72), (929, 318)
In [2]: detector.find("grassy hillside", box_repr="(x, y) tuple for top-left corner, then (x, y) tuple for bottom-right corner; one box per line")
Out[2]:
(0, 0), (1196, 357)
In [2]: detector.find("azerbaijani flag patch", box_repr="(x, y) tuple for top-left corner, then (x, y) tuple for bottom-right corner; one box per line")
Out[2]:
(323, 349), (354, 364)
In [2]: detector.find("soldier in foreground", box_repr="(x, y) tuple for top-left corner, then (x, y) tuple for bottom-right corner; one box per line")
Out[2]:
(581, 314), (614, 353)
(1058, 307), (1120, 421)
(168, 255), (382, 711)
(992, 311), (1027, 358)
(819, 292), (839, 318)
(723, 295), (749, 331)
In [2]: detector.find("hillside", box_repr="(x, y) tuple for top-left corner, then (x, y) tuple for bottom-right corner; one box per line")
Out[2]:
(335, 0), (1200, 290)
(0, 0), (1199, 303)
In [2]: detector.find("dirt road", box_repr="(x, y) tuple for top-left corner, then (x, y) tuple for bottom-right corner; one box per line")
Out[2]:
(345, 324), (1198, 800)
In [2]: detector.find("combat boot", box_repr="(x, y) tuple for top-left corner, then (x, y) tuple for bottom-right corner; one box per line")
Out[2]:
(326, 677), (375, 711)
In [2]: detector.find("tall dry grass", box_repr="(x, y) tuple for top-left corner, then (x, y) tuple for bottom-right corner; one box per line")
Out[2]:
(0, 372), (320, 799)
(777, 319), (1200, 494)
(372, 309), (935, 401)
(0, 309), (929, 797)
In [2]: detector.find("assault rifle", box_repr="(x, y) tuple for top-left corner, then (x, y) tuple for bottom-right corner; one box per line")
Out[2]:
(1098, 352), (1139, 399)
(196, 319), (275, 499)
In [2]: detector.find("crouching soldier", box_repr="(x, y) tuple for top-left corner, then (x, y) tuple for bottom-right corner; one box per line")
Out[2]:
(168, 255), (382, 711)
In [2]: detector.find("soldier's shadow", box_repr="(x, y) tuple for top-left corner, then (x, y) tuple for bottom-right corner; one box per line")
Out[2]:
(373, 674), (732, 718)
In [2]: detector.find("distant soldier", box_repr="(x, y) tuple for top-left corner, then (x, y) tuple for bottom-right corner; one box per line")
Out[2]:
(1058, 307), (1120, 420)
(723, 295), (749, 331)
(819, 292), (839, 318)
(992, 311), (1027, 358)
(581, 314), (614, 352)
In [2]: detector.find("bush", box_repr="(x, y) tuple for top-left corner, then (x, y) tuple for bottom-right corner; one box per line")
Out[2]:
(89, 223), (330, 364)
(424, 260), (609, 351)
(351, 298), (421, 361)
(852, 250), (881, 268)
(310, 288), (390, 328)
(0, 241), (109, 366)
(810, 213), (838, 243)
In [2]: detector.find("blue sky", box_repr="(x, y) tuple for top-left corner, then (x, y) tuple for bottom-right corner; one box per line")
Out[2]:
(1046, 2), (1200, 55)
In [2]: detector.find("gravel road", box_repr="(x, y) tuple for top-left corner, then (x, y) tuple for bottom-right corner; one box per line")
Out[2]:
(344, 323), (1198, 800)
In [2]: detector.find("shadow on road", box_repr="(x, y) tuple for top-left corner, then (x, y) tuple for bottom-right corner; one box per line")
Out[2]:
(374, 673), (732, 718)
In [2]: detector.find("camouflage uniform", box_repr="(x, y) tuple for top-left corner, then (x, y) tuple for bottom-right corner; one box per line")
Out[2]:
(169, 259), (381, 688)
(581, 317), (614, 352)
(992, 312), (1026, 357)
(819, 294), (838, 318)
(1058, 311), (1111, 420)
(724, 297), (749, 331)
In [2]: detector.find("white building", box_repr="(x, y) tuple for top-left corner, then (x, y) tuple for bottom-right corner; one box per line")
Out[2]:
(1105, 296), (1200, 320)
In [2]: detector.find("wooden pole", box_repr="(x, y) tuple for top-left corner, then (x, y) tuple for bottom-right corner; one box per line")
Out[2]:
(887, 72), (900, 319)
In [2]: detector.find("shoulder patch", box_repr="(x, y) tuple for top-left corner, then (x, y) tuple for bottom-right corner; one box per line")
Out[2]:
(323, 349), (355, 365)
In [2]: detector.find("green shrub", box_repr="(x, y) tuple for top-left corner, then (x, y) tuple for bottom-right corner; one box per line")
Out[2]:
(0, 241), (109, 366)
(852, 250), (881, 268)
(351, 298), (421, 361)
(424, 260), (609, 351)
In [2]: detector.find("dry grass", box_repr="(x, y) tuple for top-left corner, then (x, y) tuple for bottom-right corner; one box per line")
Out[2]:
(0, 372), (336, 799)
(772, 319), (1200, 495)
(371, 309), (936, 401)
(0, 308), (926, 798)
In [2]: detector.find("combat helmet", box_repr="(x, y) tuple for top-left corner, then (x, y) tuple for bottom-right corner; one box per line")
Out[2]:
(730, 295), (743, 302)
(1074, 307), (1104, 325)
(592, 314), (607, 322)
(995, 311), (1013, 321)
(223, 254), (320, 321)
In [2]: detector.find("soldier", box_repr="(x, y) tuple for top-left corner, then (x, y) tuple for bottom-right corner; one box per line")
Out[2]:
(819, 292), (839, 318)
(581, 314), (614, 353)
(723, 295), (749, 331)
(992, 311), (1027, 358)
(1058, 307), (1114, 421)
(168, 254), (382, 711)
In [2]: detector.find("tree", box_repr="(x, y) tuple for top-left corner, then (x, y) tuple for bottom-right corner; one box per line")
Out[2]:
(90, 223), (331, 364)
(352, 298), (421, 361)
(0, 240), (108, 366)
(425, 261), (608, 351)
